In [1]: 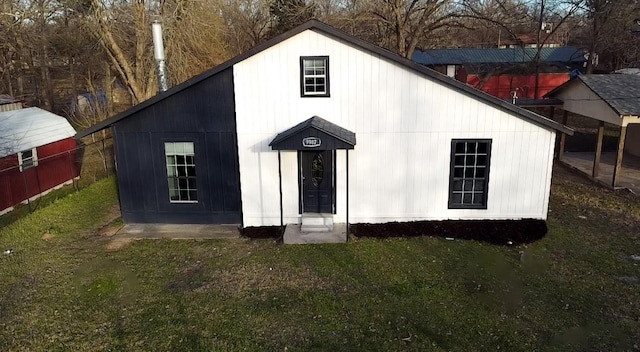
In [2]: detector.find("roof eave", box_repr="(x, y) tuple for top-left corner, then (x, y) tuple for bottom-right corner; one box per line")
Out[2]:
(77, 21), (324, 139)
(77, 19), (573, 138)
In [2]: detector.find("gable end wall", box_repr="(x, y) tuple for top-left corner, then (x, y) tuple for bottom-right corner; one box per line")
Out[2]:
(556, 82), (621, 125)
(233, 30), (556, 226)
(112, 67), (242, 224)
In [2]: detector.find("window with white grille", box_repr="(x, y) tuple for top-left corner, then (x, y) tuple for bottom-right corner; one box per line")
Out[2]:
(449, 139), (491, 209)
(300, 56), (329, 97)
(165, 142), (197, 203)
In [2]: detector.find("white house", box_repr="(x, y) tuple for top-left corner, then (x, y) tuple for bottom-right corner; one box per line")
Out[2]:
(77, 21), (571, 242)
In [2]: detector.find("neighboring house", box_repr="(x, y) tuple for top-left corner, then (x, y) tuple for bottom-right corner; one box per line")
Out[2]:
(545, 74), (640, 188)
(71, 91), (108, 115)
(412, 47), (586, 100)
(498, 32), (561, 49)
(0, 95), (23, 112)
(77, 21), (571, 237)
(0, 107), (79, 215)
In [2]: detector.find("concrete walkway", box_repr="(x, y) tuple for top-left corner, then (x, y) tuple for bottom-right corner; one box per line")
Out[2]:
(116, 224), (241, 240)
(283, 223), (347, 244)
(561, 152), (640, 194)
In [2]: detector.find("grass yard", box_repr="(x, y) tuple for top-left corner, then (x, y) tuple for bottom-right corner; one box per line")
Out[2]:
(0, 167), (638, 351)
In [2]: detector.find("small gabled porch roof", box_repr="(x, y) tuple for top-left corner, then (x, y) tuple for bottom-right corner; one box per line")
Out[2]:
(269, 116), (355, 151)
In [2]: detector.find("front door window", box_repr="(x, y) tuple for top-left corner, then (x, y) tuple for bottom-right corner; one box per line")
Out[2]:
(301, 150), (333, 213)
(311, 153), (324, 186)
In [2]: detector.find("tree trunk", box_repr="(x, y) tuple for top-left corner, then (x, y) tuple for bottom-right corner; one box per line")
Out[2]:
(534, 0), (544, 99)
(69, 55), (77, 104)
(105, 64), (112, 115)
(39, 50), (52, 110)
(4, 70), (14, 97)
(28, 51), (42, 106)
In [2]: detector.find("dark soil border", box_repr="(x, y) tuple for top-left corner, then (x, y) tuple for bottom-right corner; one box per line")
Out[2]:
(240, 219), (548, 245)
(351, 219), (547, 245)
(241, 226), (283, 239)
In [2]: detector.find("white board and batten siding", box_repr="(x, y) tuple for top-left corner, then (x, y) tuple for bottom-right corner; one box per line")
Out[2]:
(233, 30), (556, 227)
(554, 81), (621, 126)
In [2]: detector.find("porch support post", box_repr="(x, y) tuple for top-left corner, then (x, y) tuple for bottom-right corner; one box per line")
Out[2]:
(278, 150), (283, 230)
(612, 125), (627, 188)
(346, 149), (349, 241)
(558, 110), (568, 160)
(593, 121), (605, 178)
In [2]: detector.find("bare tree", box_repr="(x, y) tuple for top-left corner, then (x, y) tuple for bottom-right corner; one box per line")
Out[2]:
(574, 0), (640, 72)
(0, 0), (59, 108)
(372, 0), (455, 58)
(269, 0), (317, 36)
(219, 0), (273, 55)
(88, 0), (228, 104)
(456, 0), (582, 98)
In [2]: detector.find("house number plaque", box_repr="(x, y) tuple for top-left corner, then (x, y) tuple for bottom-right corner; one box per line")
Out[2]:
(302, 137), (322, 148)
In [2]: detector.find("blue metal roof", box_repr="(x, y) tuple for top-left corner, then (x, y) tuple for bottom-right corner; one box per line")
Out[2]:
(412, 47), (586, 66)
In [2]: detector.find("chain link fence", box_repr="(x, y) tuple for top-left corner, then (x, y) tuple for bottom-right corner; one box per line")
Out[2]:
(0, 136), (115, 219)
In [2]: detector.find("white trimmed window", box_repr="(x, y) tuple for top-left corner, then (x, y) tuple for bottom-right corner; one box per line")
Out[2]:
(448, 139), (491, 209)
(300, 56), (329, 97)
(165, 142), (197, 203)
(18, 148), (38, 172)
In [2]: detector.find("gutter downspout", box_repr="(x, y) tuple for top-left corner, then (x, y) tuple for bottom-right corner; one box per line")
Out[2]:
(346, 149), (349, 241)
(278, 151), (284, 232)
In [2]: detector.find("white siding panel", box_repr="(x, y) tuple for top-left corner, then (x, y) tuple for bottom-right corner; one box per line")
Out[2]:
(557, 82), (621, 125)
(234, 30), (556, 226)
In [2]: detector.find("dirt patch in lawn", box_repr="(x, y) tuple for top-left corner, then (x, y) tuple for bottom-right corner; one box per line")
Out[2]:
(351, 219), (547, 245)
(198, 264), (329, 297)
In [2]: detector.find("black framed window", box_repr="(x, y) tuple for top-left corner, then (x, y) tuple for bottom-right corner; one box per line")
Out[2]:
(300, 56), (329, 97)
(165, 142), (197, 203)
(448, 139), (491, 209)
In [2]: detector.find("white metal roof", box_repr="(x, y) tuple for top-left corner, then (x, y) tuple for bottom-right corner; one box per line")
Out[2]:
(0, 107), (76, 159)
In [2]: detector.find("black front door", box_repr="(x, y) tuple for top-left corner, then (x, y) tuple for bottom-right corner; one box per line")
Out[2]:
(301, 150), (333, 213)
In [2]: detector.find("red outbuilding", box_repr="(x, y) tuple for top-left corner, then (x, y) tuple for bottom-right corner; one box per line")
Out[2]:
(412, 47), (586, 100)
(0, 105), (79, 215)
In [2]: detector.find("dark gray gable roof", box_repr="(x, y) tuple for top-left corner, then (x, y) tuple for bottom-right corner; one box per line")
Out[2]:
(545, 74), (640, 116)
(269, 116), (356, 150)
(412, 47), (585, 66)
(76, 20), (572, 139)
(580, 74), (640, 116)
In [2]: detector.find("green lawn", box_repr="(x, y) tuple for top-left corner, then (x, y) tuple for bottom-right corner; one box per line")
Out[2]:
(0, 168), (638, 351)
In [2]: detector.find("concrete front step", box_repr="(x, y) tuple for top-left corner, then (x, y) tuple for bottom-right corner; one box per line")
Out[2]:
(301, 213), (334, 231)
(300, 224), (332, 232)
(283, 223), (347, 244)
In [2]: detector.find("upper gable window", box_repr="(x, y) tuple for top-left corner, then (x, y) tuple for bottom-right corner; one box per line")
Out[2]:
(300, 56), (329, 97)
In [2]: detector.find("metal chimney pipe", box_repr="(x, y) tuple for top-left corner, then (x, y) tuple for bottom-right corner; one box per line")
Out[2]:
(152, 21), (169, 92)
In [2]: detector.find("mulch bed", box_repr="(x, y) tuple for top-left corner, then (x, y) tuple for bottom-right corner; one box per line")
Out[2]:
(240, 220), (548, 245)
(241, 226), (283, 239)
(351, 219), (548, 245)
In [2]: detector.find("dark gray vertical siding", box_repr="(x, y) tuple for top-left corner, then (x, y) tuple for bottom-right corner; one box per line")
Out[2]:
(114, 68), (241, 224)
(220, 132), (241, 212)
(117, 132), (157, 218)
